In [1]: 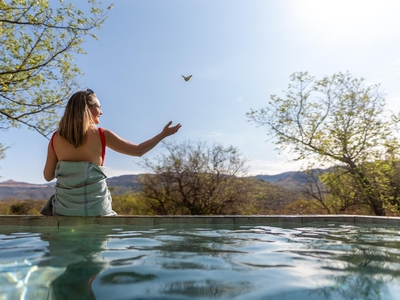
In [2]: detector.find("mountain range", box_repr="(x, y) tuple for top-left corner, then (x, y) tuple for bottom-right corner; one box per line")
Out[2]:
(0, 171), (313, 200)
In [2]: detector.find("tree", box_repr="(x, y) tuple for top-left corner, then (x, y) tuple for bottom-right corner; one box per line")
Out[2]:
(139, 141), (251, 215)
(247, 72), (400, 216)
(0, 0), (112, 155)
(300, 168), (333, 214)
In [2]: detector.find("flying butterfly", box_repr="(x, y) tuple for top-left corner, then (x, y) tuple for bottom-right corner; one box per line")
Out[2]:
(182, 75), (193, 82)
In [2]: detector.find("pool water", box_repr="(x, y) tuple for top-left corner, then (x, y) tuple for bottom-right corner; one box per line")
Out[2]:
(0, 223), (400, 299)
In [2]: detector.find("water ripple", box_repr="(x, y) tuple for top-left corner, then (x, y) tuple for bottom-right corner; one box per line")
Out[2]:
(1, 223), (400, 299)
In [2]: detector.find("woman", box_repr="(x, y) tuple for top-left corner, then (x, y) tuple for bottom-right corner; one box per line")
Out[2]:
(41, 89), (181, 216)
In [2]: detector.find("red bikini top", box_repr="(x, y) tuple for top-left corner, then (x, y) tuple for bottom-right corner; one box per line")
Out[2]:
(51, 128), (106, 166)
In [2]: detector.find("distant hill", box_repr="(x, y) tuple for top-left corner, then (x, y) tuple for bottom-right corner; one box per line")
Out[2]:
(254, 169), (326, 191)
(0, 180), (55, 200)
(106, 174), (142, 195)
(0, 170), (321, 200)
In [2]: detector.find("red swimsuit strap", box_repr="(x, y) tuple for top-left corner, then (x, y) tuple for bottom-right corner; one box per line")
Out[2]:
(98, 127), (106, 166)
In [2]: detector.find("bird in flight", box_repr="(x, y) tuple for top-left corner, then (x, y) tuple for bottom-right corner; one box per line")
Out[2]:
(182, 75), (193, 82)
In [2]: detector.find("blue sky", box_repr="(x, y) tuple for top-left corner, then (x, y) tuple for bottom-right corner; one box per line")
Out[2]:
(2, 0), (400, 184)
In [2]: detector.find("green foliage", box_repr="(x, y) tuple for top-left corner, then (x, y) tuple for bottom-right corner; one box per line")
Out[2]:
(283, 199), (327, 215)
(317, 160), (400, 215)
(0, 0), (112, 159)
(0, 199), (46, 215)
(245, 178), (303, 214)
(0, 144), (8, 161)
(247, 72), (400, 216)
(111, 193), (154, 215)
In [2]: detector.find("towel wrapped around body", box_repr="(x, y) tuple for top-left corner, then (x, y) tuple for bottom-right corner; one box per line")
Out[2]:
(40, 161), (117, 216)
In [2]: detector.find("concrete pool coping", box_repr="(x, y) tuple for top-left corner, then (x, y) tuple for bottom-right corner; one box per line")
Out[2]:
(0, 215), (400, 228)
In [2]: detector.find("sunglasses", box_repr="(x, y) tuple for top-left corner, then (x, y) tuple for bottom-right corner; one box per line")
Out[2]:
(85, 89), (96, 107)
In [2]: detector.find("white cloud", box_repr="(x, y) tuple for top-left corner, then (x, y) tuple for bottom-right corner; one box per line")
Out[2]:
(106, 167), (144, 178)
(247, 159), (305, 176)
(205, 131), (222, 138)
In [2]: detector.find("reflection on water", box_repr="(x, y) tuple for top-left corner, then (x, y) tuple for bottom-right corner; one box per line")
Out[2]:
(0, 223), (400, 299)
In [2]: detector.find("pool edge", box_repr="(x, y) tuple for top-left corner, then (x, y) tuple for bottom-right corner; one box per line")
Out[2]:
(0, 215), (399, 227)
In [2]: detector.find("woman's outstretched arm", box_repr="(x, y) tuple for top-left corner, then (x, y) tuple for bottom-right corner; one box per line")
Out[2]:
(104, 121), (181, 157)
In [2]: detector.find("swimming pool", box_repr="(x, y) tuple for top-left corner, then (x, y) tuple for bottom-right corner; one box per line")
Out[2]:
(0, 216), (400, 299)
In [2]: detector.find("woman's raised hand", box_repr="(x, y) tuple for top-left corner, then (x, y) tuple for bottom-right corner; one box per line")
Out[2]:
(162, 121), (182, 137)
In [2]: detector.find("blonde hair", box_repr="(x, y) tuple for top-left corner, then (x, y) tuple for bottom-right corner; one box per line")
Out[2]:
(58, 90), (97, 148)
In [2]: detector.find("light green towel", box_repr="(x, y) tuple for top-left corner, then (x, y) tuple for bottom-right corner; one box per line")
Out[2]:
(41, 161), (117, 216)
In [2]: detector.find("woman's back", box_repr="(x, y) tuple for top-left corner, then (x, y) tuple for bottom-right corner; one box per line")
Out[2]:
(52, 126), (104, 166)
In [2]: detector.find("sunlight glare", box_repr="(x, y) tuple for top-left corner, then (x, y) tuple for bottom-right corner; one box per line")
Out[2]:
(294, 0), (398, 44)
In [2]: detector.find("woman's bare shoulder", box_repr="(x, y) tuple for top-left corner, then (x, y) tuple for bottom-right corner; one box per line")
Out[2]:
(88, 125), (101, 134)
(102, 128), (123, 139)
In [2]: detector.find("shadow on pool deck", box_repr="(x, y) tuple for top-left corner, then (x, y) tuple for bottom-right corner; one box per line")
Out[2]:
(0, 215), (400, 228)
